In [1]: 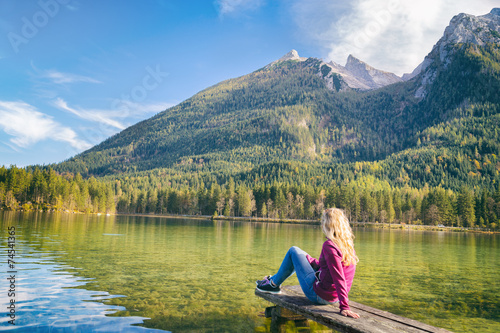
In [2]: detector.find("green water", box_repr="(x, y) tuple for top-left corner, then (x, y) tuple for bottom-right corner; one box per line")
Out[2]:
(1, 212), (498, 332)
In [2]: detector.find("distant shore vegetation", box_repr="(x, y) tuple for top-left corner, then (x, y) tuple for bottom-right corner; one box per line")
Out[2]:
(1, 165), (499, 230)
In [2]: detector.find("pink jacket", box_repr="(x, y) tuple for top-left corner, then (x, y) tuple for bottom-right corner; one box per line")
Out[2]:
(306, 239), (356, 311)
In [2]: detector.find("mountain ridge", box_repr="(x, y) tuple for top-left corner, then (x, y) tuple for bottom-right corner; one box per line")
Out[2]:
(267, 49), (403, 91)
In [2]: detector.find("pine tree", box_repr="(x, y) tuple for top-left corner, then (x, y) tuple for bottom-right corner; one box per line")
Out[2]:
(385, 191), (395, 223)
(237, 185), (252, 216)
(260, 201), (267, 218)
(458, 186), (476, 227)
(106, 185), (116, 213)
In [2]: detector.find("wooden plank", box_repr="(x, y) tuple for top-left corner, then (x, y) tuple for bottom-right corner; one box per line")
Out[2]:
(287, 286), (450, 333)
(255, 285), (453, 333)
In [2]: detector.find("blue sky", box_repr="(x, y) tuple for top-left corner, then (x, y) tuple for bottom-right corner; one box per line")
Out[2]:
(0, 0), (497, 167)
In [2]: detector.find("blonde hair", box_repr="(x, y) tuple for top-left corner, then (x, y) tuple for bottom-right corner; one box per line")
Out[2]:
(321, 208), (359, 266)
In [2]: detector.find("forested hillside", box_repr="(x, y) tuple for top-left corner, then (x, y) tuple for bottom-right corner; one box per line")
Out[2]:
(54, 40), (500, 193)
(54, 59), (421, 175)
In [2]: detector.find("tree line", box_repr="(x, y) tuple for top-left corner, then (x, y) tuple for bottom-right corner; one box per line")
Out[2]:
(0, 166), (114, 214)
(2, 165), (499, 229)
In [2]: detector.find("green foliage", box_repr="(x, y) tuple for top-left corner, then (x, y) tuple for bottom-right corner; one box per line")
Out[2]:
(2, 164), (499, 228)
(320, 64), (332, 78)
(0, 166), (114, 214)
(491, 29), (500, 39)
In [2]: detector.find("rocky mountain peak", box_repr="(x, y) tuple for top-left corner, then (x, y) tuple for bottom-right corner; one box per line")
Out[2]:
(441, 10), (500, 50)
(345, 54), (372, 71)
(265, 49), (307, 69)
(412, 8), (500, 97)
(265, 50), (402, 91)
(279, 49), (302, 61)
(330, 54), (402, 90)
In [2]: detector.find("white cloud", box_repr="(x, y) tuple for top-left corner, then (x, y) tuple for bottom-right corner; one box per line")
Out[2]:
(43, 70), (101, 84)
(214, 0), (264, 16)
(52, 98), (175, 151)
(112, 100), (177, 119)
(65, 2), (80, 11)
(30, 62), (101, 84)
(0, 101), (91, 150)
(291, 0), (498, 75)
(54, 98), (126, 130)
(54, 98), (175, 130)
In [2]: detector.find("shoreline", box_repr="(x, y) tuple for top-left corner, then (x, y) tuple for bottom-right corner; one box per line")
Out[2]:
(2, 210), (497, 234)
(113, 212), (499, 234)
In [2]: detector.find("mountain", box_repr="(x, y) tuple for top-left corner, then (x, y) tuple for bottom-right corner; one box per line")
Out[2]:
(54, 8), (500, 193)
(328, 54), (402, 90)
(413, 8), (500, 97)
(267, 50), (403, 91)
(55, 55), (418, 175)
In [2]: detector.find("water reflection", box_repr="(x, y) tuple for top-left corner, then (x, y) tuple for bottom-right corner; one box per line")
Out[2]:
(0, 212), (499, 333)
(0, 229), (167, 331)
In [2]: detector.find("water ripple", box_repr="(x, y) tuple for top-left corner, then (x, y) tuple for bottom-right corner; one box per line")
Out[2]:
(0, 247), (168, 332)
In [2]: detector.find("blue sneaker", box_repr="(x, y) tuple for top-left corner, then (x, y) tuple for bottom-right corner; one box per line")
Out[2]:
(256, 276), (281, 294)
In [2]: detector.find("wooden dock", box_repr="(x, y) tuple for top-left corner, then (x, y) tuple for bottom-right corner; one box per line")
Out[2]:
(255, 285), (453, 333)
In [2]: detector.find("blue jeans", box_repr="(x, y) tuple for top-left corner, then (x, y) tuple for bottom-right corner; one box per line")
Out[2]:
(271, 246), (336, 305)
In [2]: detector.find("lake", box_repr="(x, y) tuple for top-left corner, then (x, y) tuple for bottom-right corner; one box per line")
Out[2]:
(0, 212), (498, 332)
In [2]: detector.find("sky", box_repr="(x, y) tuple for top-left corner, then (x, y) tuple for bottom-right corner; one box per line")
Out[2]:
(0, 0), (497, 167)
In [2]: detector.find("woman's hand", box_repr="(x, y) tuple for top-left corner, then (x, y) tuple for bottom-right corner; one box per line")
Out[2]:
(340, 309), (360, 318)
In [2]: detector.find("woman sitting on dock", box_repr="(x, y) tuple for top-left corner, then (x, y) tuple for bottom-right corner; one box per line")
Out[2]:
(256, 208), (360, 318)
